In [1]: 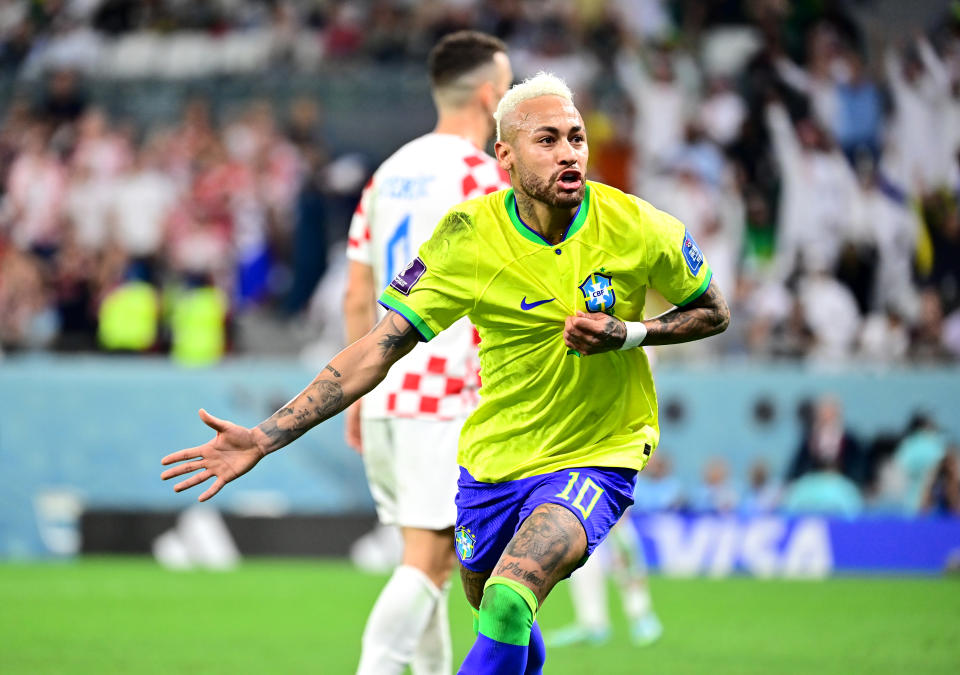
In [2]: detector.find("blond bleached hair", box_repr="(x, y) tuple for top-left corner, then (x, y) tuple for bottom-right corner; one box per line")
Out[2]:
(494, 72), (574, 141)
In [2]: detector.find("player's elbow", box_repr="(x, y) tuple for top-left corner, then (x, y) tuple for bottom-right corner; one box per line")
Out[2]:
(713, 300), (731, 335)
(704, 291), (731, 336)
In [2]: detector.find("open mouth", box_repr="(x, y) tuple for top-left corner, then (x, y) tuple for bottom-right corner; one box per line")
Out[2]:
(557, 169), (583, 190)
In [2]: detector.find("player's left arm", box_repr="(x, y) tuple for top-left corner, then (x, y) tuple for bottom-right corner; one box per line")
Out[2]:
(636, 277), (729, 345)
(563, 277), (729, 354)
(565, 200), (731, 355)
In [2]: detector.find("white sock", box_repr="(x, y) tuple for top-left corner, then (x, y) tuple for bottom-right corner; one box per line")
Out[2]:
(608, 520), (654, 620)
(569, 545), (610, 631)
(619, 578), (653, 621)
(357, 565), (440, 675)
(411, 581), (452, 675)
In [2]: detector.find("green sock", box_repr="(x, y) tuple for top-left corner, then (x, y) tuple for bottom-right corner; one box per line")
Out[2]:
(476, 577), (538, 645)
(461, 577), (539, 672)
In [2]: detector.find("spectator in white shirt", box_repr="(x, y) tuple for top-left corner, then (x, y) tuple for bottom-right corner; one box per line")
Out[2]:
(884, 37), (957, 194)
(3, 124), (68, 253)
(765, 101), (861, 280)
(110, 142), (178, 269)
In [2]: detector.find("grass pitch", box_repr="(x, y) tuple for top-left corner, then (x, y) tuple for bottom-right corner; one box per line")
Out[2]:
(1, 557), (958, 674)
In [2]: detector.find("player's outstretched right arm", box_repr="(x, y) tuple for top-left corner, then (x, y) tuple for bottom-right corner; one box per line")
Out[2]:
(160, 310), (419, 501)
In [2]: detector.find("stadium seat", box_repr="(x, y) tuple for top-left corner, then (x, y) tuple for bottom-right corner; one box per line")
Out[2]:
(219, 31), (273, 74)
(104, 32), (162, 79)
(161, 33), (219, 79)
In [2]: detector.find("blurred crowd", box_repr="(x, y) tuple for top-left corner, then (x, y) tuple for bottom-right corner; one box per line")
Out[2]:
(0, 87), (333, 360)
(639, 397), (960, 518)
(1, 0), (960, 365)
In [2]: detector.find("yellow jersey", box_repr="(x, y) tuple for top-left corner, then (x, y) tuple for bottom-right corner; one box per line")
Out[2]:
(379, 181), (712, 482)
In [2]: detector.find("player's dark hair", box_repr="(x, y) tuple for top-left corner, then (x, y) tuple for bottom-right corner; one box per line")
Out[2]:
(428, 31), (507, 90)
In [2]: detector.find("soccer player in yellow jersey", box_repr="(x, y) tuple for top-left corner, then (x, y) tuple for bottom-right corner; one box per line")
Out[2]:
(161, 73), (730, 674)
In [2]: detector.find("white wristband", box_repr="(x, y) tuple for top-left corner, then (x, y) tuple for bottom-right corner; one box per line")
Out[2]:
(619, 321), (647, 350)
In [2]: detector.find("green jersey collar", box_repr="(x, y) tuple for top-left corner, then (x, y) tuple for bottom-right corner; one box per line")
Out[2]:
(504, 184), (591, 246)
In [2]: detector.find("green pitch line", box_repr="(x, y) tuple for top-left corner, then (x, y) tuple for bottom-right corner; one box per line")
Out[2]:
(0, 558), (958, 674)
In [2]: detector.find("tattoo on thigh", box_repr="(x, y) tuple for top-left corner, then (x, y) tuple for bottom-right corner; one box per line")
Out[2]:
(460, 566), (491, 609)
(503, 506), (576, 574)
(497, 560), (545, 589)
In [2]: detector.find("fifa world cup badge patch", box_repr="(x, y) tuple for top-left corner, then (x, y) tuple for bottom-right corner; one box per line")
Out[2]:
(578, 272), (616, 313)
(389, 256), (427, 295)
(455, 526), (476, 561)
(682, 230), (704, 275)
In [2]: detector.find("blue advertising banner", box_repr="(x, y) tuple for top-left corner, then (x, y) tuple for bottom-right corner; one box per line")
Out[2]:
(3, 358), (959, 560)
(631, 513), (960, 577)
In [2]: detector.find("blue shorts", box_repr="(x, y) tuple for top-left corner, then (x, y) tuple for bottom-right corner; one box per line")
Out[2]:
(454, 466), (637, 572)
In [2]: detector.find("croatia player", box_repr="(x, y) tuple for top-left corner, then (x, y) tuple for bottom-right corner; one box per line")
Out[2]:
(161, 73), (729, 674)
(343, 31), (512, 675)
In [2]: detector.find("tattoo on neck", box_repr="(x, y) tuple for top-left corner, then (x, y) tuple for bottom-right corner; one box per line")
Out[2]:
(515, 191), (534, 220)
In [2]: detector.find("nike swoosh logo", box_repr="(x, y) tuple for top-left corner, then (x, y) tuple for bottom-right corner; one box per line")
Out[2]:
(520, 296), (555, 311)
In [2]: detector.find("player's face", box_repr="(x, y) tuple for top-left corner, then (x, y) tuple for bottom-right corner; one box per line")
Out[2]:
(498, 96), (588, 209)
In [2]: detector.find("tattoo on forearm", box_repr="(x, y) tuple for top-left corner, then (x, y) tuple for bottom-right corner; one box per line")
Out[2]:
(645, 282), (730, 346)
(603, 316), (626, 349)
(567, 314), (627, 354)
(308, 380), (344, 417)
(254, 311), (417, 454)
(257, 380), (345, 450)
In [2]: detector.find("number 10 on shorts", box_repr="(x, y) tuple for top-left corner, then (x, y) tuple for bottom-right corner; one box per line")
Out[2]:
(556, 471), (605, 519)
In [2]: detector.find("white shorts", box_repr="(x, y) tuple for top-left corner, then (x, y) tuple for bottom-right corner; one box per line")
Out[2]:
(361, 417), (462, 530)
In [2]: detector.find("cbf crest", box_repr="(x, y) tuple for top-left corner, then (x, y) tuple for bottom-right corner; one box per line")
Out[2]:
(579, 272), (616, 313)
(455, 526), (476, 561)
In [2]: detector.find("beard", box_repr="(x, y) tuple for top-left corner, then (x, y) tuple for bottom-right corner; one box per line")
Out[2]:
(513, 162), (585, 209)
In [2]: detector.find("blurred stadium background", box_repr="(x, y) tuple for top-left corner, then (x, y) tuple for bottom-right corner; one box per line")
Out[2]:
(1, 0), (959, 673)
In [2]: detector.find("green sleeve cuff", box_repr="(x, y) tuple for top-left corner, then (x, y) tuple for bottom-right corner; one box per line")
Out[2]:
(676, 268), (713, 307)
(378, 292), (437, 341)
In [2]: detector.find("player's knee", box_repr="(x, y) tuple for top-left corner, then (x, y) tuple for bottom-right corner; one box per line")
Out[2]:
(424, 553), (458, 587)
(404, 559), (452, 589)
(426, 561), (455, 588)
(401, 532), (457, 587)
(477, 577), (537, 644)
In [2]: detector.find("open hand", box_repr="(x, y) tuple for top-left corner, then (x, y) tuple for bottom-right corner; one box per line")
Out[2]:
(563, 311), (626, 355)
(160, 409), (265, 502)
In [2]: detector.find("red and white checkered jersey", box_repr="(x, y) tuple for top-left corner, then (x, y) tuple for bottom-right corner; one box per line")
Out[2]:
(347, 133), (509, 420)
